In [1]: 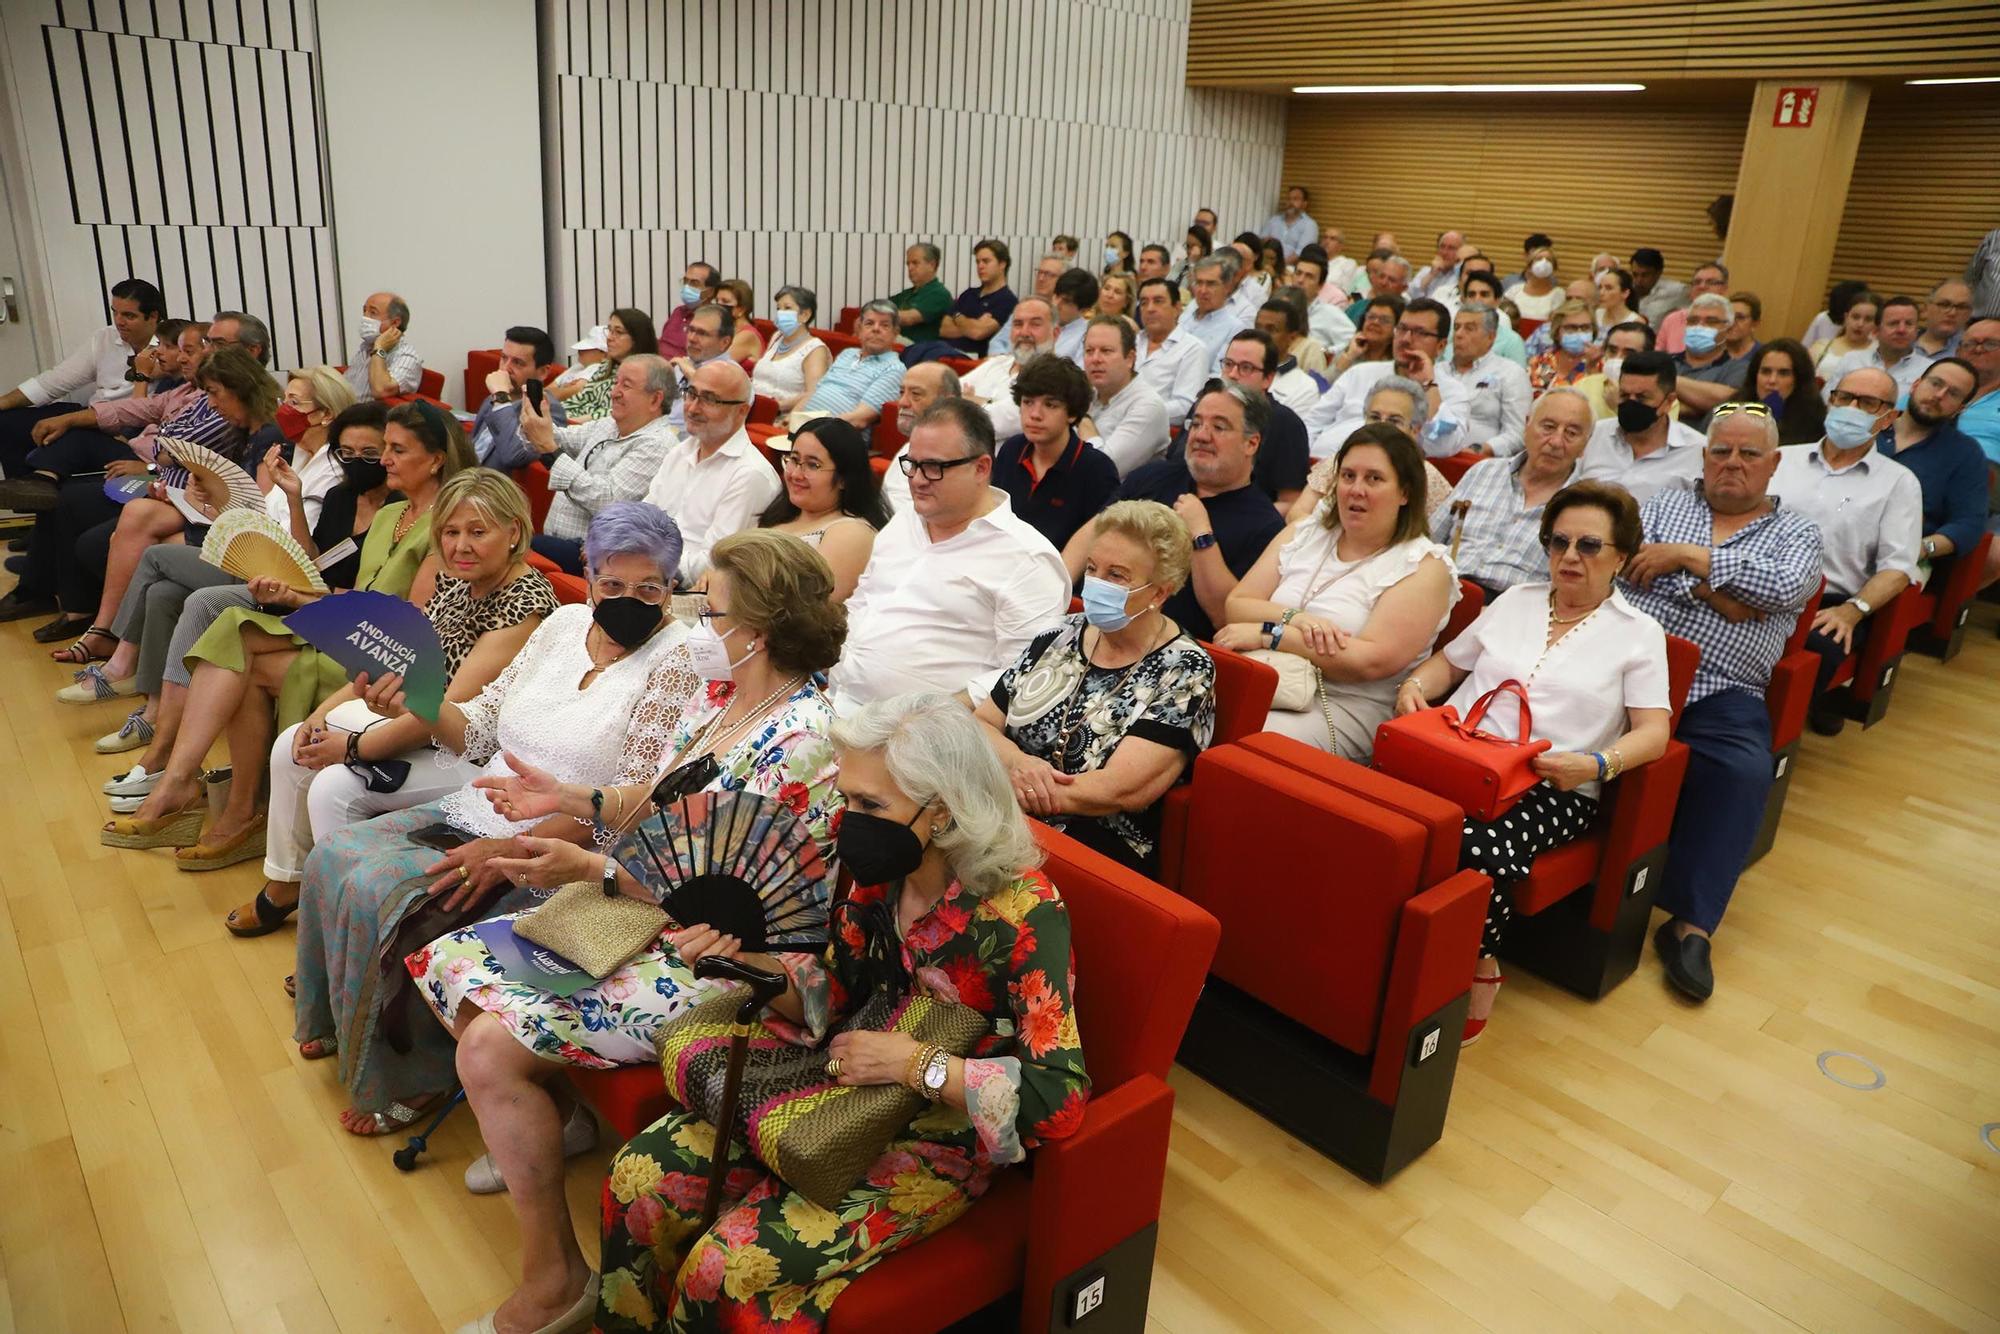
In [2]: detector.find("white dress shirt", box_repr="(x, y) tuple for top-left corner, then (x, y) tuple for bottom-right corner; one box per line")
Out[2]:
(1134, 328), (1211, 420)
(1575, 417), (1707, 502)
(1054, 316), (1088, 368)
(962, 353), (1024, 441)
(1086, 376), (1170, 477)
(1441, 351), (1533, 456)
(1770, 442), (1923, 597)
(1307, 301), (1356, 354)
(827, 489), (1070, 711)
(1269, 363), (1323, 418)
(544, 414), (680, 541)
(641, 426), (782, 581)
(1303, 360), (1473, 459)
(17, 325), (143, 406)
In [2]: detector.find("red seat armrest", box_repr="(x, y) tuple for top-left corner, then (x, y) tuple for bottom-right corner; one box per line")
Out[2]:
(1765, 651), (1816, 750)
(1367, 869), (1486, 1105)
(1849, 587), (1924, 701)
(1928, 536), (1991, 636)
(1021, 1074), (1175, 1332)
(1156, 788), (1188, 890)
(1589, 739), (1689, 931)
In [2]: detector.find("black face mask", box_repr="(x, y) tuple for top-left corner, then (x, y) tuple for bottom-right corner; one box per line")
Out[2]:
(836, 808), (928, 887)
(338, 453), (389, 492)
(346, 757), (411, 794)
(592, 595), (664, 649)
(1615, 399), (1661, 435)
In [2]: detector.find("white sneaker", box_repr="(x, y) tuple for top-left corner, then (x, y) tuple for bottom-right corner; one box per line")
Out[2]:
(464, 1102), (599, 1195)
(103, 763), (159, 797)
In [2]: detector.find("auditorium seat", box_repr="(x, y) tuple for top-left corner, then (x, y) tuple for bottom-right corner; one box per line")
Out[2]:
(1174, 738), (1488, 1180)
(523, 549), (587, 605)
(1821, 583), (1925, 728)
(464, 351), (565, 412)
(515, 460), (554, 531)
(836, 306), (860, 335)
(1907, 533), (1993, 662)
(1748, 581), (1824, 865)
(939, 356), (981, 376)
(574, 820), (1221, 1334)
(1432, 451), (1485, 485)
(869, 400), (904, 458)
(1437, 579), (1486, 651)
(750, 317), (776, 340)
(1154, 641), (1276, 890)
(815, 327), (862, 357)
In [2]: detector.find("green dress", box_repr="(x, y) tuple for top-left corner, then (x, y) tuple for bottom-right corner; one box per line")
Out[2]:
(182, 500), (434, 727)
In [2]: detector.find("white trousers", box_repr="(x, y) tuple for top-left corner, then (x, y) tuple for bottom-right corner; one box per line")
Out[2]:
(263, 721), (483, 881)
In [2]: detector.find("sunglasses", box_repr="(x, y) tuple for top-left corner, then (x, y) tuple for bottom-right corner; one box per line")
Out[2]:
(1545, 534), (1608, 558)
(1711, 401), (1773, 419)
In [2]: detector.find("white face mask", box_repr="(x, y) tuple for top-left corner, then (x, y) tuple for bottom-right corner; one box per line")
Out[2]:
(1602, 355), (1625, 385)
(358, 315), (381, 341)
(1529, 258), (1554, 279)
(685, 619), (755, 680)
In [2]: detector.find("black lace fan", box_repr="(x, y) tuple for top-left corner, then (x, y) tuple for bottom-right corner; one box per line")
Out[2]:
(610, 789), (831, 951)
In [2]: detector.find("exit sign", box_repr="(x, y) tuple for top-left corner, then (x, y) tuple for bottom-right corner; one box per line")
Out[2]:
(1774, 86), (1819, 127)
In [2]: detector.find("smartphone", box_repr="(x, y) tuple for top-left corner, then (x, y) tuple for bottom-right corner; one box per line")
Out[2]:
(523, 377), (545, 412)
(409, 823), (473, 853)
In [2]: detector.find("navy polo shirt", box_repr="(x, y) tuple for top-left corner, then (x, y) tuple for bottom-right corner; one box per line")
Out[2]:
(947, 284), (1020, 357)
(1118, 460), (1285, 641)
(1875, 421), (1988, 555)
(994, 430), (1121, 551)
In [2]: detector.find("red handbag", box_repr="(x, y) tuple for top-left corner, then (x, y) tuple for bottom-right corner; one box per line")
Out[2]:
(1372, 679), (1553, 821)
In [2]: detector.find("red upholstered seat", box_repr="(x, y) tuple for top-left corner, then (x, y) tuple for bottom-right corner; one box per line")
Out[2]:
(869, 401), (904, 457)
(939, 356), (980, 376)
(1437, 579), (1486, 651)
(1156, 642), (1275, 889)
(516, 461), (554, 531)
(815, 327), (861, 356)
(1432, 451), (1484, 485)
(1766, 580), (1824, 752)
(750, 317), (776, 340)
(747, 394), (780, 427)
(835, 306), (861, 335)
(1824, 581), (1922, 717)
(1910, 533), (1992, 656)
(522, 549), (588, 606)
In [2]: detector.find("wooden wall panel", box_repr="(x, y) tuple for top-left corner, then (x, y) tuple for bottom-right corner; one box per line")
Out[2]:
(1189, 0), (2000, 89)
(1281, 95), (1746, 287)
(1829, 86), (2000, 305)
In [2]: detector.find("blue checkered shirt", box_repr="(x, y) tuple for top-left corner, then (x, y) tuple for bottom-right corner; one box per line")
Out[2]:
(1431, 454), (1578, 592)
(1620, 487), (1822, 704)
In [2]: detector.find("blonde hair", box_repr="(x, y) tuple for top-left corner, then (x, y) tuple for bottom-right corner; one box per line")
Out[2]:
(288, 364), (357, 419)
(1089, 499), (1192, 594)
(1551, 298), (1594, 327)
(1095, 271), (1140, 317)
(830, 693), (1042, 897)
(431, 467), (533, 562)
(708, 529), (848, 674)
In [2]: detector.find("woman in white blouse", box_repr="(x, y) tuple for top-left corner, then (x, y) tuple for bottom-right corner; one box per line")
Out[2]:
(748, 284), (831, 414)
(1217, 423), (1457, 758)
(1394, 480), (1672, 1042)
(293, 502), (703, 1139)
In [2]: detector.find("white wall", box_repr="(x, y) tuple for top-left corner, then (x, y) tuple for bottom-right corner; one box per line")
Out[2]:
(317, 0), (544, 402)
(544, 0), (1289, 346)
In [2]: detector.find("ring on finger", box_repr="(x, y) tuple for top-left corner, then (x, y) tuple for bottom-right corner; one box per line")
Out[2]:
(825, 1056), (842, 1079)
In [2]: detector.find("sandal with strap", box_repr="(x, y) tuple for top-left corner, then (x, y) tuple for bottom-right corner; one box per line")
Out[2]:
(344, 1093), (445, 1137)
(298, 1034), (335, 1060)
(101, 800), (207, 850)
(57, 661), (138, 703)
(49, 626), (116, 665)
(225, 887), (298, 938)
(1462, 970), (1507, 1047)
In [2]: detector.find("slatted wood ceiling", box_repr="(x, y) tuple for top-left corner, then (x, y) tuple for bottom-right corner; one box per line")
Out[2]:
(1188, 0), (2000, 89)
(1831, 87), (2000, 303)
(1282, 95), (1747, 286)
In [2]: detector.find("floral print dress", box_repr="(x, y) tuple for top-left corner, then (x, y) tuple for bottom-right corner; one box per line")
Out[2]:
(409, 680), (841, 1068)
(595, 869), (1090, 1333)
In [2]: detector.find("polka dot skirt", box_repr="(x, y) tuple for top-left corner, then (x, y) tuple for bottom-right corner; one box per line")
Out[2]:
(1459, 783), (1601, 956)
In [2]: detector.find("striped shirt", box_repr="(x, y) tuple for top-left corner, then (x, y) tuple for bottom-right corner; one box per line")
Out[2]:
(151, 393), (253, 485)
(1432, 454), (1579, 592)
(345, 337), (425, 401)
(1619, 488), (1822, 704)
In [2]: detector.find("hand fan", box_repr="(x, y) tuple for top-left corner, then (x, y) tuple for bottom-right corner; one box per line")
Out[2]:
(156, 437), (260, 514)
(283, 589), (447, 721)
(610, 790), (831, 952)
(201, 509), (327, 593)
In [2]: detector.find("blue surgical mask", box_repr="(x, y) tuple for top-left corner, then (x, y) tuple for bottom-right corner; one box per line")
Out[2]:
(773, 309), (800, 335)
(1684, 325), (1720, 354)
(680, 284), (700, 306)
(1103, 246), (1122, 268)
(1823, 405), (1880, 449)
(1559, 331), (1591, 355)
(1080, 575), (1151, 632)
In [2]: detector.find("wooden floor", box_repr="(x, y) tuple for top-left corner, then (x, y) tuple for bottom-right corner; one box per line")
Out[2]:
(2, 600), (1998, 1333)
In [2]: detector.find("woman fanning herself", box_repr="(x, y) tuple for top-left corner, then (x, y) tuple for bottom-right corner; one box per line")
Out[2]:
(974, 500), (1215, 876)
(760, 418), (890, 601)
(101, 403), (468, 866)
(1218, 423), (1457, 758)
(593, 693), (1088, 1333)
(226, 468), (557, 937)
(411, 530), (846, 1334)
(300, 503), (701, 1137)
(1394, 481), (1670, 1042)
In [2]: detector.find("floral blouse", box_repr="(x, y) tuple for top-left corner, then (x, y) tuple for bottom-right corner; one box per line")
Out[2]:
(774, 870), (1089, 1172)
(663, 676), (843, 852)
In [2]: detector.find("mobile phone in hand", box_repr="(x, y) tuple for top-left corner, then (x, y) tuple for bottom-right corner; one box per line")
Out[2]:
(523, 377), (544, 412)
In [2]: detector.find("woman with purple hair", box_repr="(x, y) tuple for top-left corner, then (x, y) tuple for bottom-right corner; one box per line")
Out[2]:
(290, 500), (705, 1138)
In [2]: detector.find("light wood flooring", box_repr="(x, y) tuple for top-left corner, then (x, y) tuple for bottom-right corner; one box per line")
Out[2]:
(2, 602), (1997, 1333)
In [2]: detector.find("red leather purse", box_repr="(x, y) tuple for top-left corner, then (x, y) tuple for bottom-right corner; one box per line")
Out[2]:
(1372, 679), (1553, 821)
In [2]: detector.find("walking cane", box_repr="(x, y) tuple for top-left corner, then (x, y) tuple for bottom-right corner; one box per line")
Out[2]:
(690, 955), (791, 1232)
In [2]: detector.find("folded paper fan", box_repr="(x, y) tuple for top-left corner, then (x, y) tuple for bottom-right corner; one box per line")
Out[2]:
(283, 589), (447, 721)
(201, 509), (327, 593)
(156, 437), (260, 516)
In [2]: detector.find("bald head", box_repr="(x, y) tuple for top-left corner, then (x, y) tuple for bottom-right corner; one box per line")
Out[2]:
(684, 358), (751, 445)
(1836, 366), (1896, 405)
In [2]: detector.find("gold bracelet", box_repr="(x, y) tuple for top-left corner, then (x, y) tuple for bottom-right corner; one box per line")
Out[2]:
(903, 1041), (933, 1092)
(608, 785), (626, 830)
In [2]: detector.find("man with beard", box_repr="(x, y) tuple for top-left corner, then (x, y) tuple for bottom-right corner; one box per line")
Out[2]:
(1871, 355), (1987, 586)
(877, 360), (962, 513)
(963, 296), (1056, 441)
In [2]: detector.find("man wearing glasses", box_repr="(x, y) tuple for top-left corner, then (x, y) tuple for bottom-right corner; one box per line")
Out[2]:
(641, 359), (778, 584)
(827, 398), (1068, 713)
(1621, 405), (1821, 1002)
(517, 354), (677, 574)
(1771, 368), (1925, 735)
(1914, 279), (1974, 362)
(1304, 298), (1470, 459)
(1871, 356), (1987, 586)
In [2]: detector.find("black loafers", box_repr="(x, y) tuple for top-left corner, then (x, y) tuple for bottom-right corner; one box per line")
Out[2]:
(1806, 696), (1848, 737)
(0, 475), (59, 512)
(0, 589), (57, 623)
(1654, 920), (1715, 1002)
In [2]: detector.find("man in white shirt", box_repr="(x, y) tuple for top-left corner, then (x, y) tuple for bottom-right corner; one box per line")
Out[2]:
(878, 360), (962, 514)
(1177, 255), (1248, 368)
(1262, 185), (1319, 261)
(827, 398), (1068, 711)
(1575, 351), (1706, 500)
(1773, 367), (1925, 736)
(0, 277), (163, 475)
(641, 359), (780, 583)
(1051, 269), (1098, 368)
(1410, 231), (1466, 301)
(988, 254), (1064, 358)
(1290, 253), (1356, 352)
(1134, 278), (1211, 422)
(519, 353), (679, 572)
(963, 298), (1057, 443)
(1079, 317), (1169, 476)
(1822, 296), (1928, 405)
(1305, 298), (1471, 458)
(344, 291), (424, 401)
(1443, 303), (1532, 456)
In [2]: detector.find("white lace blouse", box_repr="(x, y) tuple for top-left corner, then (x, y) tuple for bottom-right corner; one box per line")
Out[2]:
(436, 602), (701, 837)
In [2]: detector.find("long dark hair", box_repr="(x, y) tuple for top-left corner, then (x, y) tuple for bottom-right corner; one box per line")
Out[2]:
(1730, 338), (1825, 446)
(608, 306), (658, 359)
(759, 417), (892, 530)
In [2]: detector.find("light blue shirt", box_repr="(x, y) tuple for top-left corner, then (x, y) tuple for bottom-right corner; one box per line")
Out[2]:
(1055, 315), (1088, 368)
(800, 348), (905, 416)
(1263, 211), (1319, 259)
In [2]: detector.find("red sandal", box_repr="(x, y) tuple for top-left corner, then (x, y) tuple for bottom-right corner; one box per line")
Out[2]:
(1462, 969), (1506, 1046)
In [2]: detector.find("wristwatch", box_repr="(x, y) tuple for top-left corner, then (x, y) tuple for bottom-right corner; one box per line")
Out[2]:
(491, 390), (513, 404)
(920, 1048), (950, 1102)
(1922, 538), (1936, 559)
(1850, 597), (1874, 618)
(600, 854), (620, 897)
(1191, 531), (1217, 552)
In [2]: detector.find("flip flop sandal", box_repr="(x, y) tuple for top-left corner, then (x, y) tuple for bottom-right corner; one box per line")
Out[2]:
(49, 627), (116, 666)
(225, 887), (298, 938)
(284, 974), (297, 999)
(57, 661), (137, 703)
(350, 1097), (439, 1137)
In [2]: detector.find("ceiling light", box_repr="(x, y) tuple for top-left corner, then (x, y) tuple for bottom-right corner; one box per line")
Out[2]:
(1292, 82), (1645, 94)
(1905, 76), (2000, 86)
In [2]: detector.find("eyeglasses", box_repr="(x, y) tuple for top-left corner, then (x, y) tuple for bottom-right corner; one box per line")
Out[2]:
(1826, 389), (1892, 414)
(1711, 401), (1773, 419)
(780, 452), (830, 474)
(1218, 357), (1266, 377)
(1363, 411), (1413, 431)
(282, 396), (315, 412)
(334, 446), (384, 462)
(591, 575), (669, 604)
(898, 454), (981, 481)
(1916, 373), (1971, 404)
(1959, 337), (2000, 354)
(1394, 323), (1441, 339)
(684, 388), (749, 408)
(201, 335), (237, 347)
(698, 608), (731, 625)
(1930, 299), (1973, 313)
(1545, 534), (1608, 558)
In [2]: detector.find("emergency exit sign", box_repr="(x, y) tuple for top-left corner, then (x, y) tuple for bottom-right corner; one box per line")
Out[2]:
(1774, 87), (1818, 127)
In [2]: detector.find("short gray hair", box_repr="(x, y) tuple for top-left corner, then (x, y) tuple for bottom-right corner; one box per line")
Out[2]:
(1534, 386), (1593, 422)
(386, 294), (411, 330)
(776, 284), (818, 324)
(212, 309), (271, 363)
(1706, 404), (1778, 451)
(858, 298), (899, 327)
(907, 241), (940, 266)
(1191, 255), (1229, 282)
(584, 500), (684, 583)
(1457, 301), (1501, 337)
(1365, 374), (1430, 430)
(829, 693), (1042, 897)
(1383, 255), (1413, 280)
(1689, 292), (1733, 320)
(622, 352), (676, 403)
(1198, 378), (1268, 438)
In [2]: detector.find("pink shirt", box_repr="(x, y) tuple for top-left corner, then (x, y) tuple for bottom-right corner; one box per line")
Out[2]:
(90, 380), (204, 460)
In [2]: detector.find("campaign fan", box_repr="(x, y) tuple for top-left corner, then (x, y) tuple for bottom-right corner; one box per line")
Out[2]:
(610, 789), (832, 951)
(200, 509), (327, 593)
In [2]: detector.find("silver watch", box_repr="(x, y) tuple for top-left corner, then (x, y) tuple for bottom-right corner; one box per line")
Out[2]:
(921, 1049), (950, 1101)
(1850, 597), (1873, 618)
